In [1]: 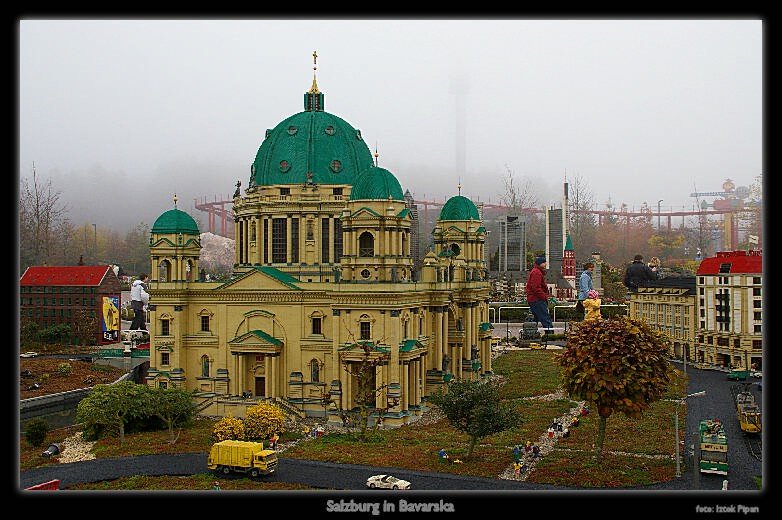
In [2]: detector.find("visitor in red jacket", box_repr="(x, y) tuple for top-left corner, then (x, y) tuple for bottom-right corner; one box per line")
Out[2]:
(526, 257), (554, 335)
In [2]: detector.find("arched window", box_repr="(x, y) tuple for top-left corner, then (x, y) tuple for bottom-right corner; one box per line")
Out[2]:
(201, 355), (210, 377)
(359, 231), (375, 257)
(159, 260), (171, 282)
(359, 313), (372, 340)
(185, 260), (193, 281)
(311, 359), (320, 382)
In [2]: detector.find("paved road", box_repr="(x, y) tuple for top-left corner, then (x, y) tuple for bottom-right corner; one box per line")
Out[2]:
(18, 363), (764, 501)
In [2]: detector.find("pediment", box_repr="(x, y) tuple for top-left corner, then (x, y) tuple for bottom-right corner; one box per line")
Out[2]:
(216, 266), (302, 291)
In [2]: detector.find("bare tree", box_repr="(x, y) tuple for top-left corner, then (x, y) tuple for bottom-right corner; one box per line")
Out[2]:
(19, 165), (71, 273)
(499, 164), (539, 212)
(567, 172), (597, 259)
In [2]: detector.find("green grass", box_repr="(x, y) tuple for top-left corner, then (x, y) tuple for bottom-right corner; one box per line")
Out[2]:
(21, 350), (691, 489)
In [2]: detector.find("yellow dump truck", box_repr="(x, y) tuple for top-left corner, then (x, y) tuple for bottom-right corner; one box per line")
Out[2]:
(207, 440), (279, 477)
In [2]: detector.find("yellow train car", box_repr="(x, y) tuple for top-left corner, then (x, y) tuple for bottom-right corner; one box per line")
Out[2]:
(736, 391), (761, 434)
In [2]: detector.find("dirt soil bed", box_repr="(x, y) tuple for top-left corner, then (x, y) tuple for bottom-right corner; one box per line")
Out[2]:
(19, 358), (128, 399)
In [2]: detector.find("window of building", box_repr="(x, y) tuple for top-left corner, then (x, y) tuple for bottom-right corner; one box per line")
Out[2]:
(753, 300), (762, 308)
(334, 219), (343, 262)
(291, 218), (299, 263)
(359, 315), (371, 340)
(754, 325), (762, 334)
(272, 218), (287, 263)
(752, 340), (762, 349)
(707, 336), (713, 344)
(201, 355), (210, 377)
(311, 359), (320, 382)
(717, 337), (729, 347)
(161, 352), (170, 366)
(201, 315), (210, 332)
(312, 316), (322, 335)
(159, 260), (171, 282)
(753, 312), (761, 321)
(753, 276), (761, 284)
(263, 219), (268, 264)
(159, 380), (168, 389)
(752, 287), (761, 296)
(359, 231), (375, 257)
(161, 319), (170, 336)
(321, 218), (330, 263)
(718, 263), (731, 273)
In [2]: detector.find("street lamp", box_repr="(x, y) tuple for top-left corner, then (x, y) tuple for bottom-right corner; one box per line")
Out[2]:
(657, 200), (664, 231)
(675, 390), (706, 477)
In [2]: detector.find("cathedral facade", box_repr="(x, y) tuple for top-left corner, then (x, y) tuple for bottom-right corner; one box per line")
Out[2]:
(144, 62), (493, 427)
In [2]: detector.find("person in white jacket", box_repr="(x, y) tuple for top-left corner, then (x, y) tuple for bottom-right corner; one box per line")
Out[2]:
(130, 274), (150, 330)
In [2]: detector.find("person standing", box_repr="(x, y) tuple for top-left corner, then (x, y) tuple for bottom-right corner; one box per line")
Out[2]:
(647, 256), (665, 279)
(576, 261), (595, 319)
(583, 289), (602, 320)
(623, 254), (657, 292)
(526, 256), (554, 335)
(130, 274), (150, 330)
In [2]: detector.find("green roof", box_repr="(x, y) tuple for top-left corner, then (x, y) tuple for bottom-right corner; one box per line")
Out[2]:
(439, 195), (480, 221)
(249, 107), (374, 188)
(151, 208), (200, 235)
(256, 266), (302, 289)
(350, 166), (404, 201)
(565, 234), (574, 251)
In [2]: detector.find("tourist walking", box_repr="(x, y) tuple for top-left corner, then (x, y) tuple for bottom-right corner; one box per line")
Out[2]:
(526, 256), (554, 335)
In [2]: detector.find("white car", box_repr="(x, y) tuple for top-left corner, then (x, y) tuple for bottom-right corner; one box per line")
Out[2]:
(366, 474), (411, 490)
(20, 352), (39, 358)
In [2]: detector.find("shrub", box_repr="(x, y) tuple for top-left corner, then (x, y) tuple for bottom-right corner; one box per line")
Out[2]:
(244, 402), (288, 441)
(57, 362), (73, 377)
(25, 418), (50, 447)
(212, 415), (245, 441)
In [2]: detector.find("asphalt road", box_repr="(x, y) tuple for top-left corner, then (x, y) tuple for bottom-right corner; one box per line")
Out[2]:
(18, 362), (766, 512)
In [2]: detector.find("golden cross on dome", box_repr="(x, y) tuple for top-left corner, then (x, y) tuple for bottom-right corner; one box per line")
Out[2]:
(309, 50), (320, 94)
(173, 193), (178, 209)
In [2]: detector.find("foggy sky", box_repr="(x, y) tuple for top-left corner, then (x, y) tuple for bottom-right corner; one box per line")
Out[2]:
(18, 18), (763, 232)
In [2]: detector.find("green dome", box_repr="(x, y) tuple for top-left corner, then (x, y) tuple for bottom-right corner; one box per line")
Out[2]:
(249, 110), (374, 187)
(152, 208), (200, 235)
(439, 195), (480, 221)
(350, 166), (404, 201)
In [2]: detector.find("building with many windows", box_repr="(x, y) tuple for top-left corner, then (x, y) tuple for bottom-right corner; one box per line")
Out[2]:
(143, 62), (493, 427)
(627, 250), (762, 372)
(19, 265), (122, 345)
(694, 250), (762, 371)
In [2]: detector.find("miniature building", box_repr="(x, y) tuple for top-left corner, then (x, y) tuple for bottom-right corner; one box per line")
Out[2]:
(19, 265), (122, 345)
(144, 58), (493, 427)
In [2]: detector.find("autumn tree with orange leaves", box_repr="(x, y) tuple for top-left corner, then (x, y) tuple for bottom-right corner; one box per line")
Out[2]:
(556, 315), (672, 463)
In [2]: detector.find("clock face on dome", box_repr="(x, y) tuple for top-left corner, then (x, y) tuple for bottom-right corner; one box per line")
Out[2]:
(722, 179), (735, 192)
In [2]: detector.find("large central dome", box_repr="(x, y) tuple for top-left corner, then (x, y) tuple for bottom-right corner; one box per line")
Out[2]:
(248, 89), (374, 188)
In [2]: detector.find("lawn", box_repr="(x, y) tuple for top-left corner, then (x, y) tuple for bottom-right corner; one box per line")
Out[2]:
(20, 349), (689, 489)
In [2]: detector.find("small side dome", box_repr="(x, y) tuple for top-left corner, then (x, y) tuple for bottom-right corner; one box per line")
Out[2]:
(350, 166), (404, 201)
(439, 195), (480, 221)
(152, 208), (200, 235)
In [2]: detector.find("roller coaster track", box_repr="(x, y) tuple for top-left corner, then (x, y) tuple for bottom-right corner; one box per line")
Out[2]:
(731, 383), (762, 462)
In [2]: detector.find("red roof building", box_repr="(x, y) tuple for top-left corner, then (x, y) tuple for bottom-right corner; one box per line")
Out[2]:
(694, 250), (762, 370)
(20, 265), (122, 346)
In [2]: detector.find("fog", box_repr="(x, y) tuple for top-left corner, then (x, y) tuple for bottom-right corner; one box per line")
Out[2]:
(18, 19), (763, 231)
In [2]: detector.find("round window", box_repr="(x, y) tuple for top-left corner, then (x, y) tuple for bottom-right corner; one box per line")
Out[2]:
(279, 160), (290, 172)
(330, 160), (343, 173)
(361, 269), (371, 279)
(287, 126), (298, 135)
(325, 125), (335, 135)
